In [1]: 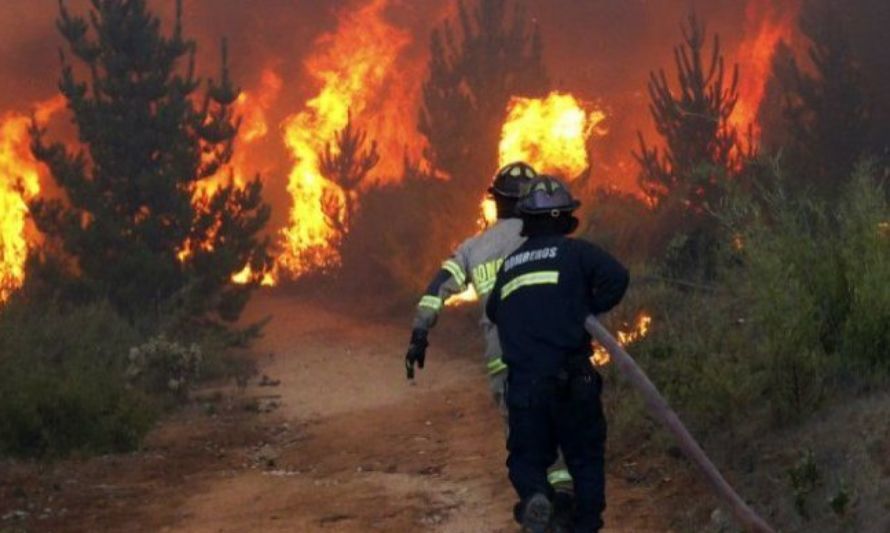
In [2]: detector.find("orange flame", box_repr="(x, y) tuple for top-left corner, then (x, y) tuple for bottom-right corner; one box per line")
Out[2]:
(196, 68), (282, 196)
(731, 0), (800, 145)
(592, 312), (652, 366)
(0, 96), (65, 302)
(278, 0), (425, 278)
(181, 69), (281, 286)
(483, 91), (606, 229)
(479, 197), (499, 230)
(227, 69), (281, 286)
(499, 91), (606, 179)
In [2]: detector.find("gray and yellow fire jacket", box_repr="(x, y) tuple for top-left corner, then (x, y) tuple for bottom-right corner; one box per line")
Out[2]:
(412, 218), (525, 376)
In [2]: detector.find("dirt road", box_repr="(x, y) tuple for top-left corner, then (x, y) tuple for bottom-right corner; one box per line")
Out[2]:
(1, 292), (674, 532)
(168, 292), (674, 532)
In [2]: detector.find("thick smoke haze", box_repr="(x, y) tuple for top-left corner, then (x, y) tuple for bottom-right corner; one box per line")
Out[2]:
(0, 1), (765, 193)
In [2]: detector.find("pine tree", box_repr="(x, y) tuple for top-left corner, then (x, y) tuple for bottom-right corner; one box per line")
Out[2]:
(319, 113), (380, 239)
(419, 0), (549, 195)
(635, 12), (748, 280)
(771, 0), (870, 197)
(29, 0), (271, 326)
(635, 11), (745, 212)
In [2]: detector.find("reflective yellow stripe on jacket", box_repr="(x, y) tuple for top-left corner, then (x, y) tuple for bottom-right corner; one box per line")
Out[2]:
(442, 259), (466, 287)
(501, 271), (559, 300)
(487, 357), (507, 375)
(417, 295), (443, 312)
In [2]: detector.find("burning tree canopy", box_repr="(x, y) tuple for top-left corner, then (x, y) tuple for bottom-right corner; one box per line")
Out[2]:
(318, 114), (381, 239)
(636, 11), (746, 212)
(499, 92), (606, 178)
(0, 0), (870, 299)
(277, 0), (423, 278)
(420, 0), (549, 195)
(28, 0), (271, 324)
(729, 0), (800, 145)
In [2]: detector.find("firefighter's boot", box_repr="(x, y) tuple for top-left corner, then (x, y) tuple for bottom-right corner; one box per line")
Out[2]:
(520, 493), (552, 533)
(550, 490), (575, 532)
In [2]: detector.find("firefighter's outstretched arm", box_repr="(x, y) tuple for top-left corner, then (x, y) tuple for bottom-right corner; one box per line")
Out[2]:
(405, 256), (469, 379)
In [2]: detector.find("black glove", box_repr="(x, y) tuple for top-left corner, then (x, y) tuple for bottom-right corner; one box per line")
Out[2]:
(405, 328), (429, 380)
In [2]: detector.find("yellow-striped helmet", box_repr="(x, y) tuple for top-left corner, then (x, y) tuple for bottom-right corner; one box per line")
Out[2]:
(516, 175), (581, 215)
(489, 161), (538, 198)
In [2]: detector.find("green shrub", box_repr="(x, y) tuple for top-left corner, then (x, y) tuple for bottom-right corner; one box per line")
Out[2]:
(727, 162), (888, 410)
(126, 335), (202, 401)
(836, 165), (890, 367)
(0, 298), (156, 458)
(604, 160), (889, 447)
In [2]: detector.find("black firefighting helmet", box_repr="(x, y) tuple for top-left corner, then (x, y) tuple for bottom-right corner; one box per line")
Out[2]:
(489, 161), (538, 198)
(516, 175), (581, 216)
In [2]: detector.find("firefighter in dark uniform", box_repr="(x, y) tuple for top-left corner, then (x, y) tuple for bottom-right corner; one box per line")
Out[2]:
(486, 175), (629, 533)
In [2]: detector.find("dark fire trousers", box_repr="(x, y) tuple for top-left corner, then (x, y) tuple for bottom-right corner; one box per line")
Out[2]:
(506, 369), (606, 531)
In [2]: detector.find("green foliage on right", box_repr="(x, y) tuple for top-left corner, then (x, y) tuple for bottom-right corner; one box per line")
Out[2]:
(599, 162), (889, 442)
(728, 162), (889, 376)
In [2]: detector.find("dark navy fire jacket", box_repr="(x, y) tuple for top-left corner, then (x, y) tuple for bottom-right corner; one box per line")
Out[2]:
(485, 235), (629, 385)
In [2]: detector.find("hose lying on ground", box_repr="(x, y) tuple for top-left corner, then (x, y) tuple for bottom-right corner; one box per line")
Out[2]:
(585, 315), (774, 533)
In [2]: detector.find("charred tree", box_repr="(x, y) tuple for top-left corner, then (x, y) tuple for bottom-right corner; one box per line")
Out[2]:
(635, 11), (745, 212)
(29, 0), (271, 327)
(419, 0), (549, 194)
(319, 114), (380, 239)
(770, 0), (871, 197)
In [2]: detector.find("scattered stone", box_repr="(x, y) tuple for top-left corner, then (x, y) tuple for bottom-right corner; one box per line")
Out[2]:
(259, 374), (281, 387)
(257, 399), (280, 413)
(710, 508), (730, 531)
(2, 510), (29, 522)
(253, 444), (279, 468)
(264, 469), (301, 477)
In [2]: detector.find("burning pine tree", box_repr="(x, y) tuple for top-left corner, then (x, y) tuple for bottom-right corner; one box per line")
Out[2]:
(636, 11), (747, 212)
(29, 0), (271, 325)
(420, 0), (549, 193)
(635, 12), (749, 279)
(319, 114), (381, 239)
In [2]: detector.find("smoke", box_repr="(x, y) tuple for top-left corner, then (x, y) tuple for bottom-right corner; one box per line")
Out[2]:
(4, 0), (888, 288)
(0, 1), (789, 191)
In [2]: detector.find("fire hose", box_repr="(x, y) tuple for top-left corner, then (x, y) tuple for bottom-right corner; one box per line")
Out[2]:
(585, 315), (774, 533)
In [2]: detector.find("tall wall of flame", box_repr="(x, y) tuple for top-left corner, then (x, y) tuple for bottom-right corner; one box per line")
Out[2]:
(730, 0), (801, 144)
(0, 0), (830, 292)
(0, 96), (64, 301)
(277, 0), (428, 277)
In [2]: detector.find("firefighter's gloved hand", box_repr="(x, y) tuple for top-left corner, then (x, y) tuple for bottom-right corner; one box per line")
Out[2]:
(405, 328), (429, 380)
